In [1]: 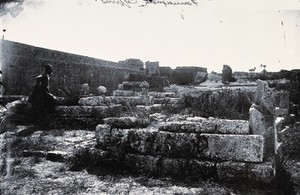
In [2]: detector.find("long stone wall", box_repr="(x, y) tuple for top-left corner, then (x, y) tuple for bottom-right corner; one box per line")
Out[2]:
(0, 40), (142, 95)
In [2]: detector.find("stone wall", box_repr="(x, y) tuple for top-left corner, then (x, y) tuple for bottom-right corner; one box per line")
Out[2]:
(0, 40), (142, 95)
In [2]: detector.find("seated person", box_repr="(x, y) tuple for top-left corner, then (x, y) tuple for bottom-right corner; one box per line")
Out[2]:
(29, 64), (56, 114)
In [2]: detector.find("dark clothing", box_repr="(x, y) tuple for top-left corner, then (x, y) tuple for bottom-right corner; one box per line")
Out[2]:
(29, 73), (56, 114)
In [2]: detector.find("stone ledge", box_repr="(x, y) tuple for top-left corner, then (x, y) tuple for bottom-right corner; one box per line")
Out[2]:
(96, 126), (264, 162)
(123, 153), (273, 183)
(49, 117), (104, 129)
(216, 161), (274, 183)
(159, 119), (249, 135)
(103, 117), (149, 129)
(79, 96), (152, 106)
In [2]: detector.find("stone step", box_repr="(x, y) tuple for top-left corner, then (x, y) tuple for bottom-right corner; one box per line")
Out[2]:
(103, 117), (149, 129)
(54, 105), (122, 117)
(95, 125), (264, 162)
(159, 118), (250, 135)
(48, 117), (104, 129)
(79, 96), (152, 106)
(135, 104), (163, 115)
(124, 154), (274, 183)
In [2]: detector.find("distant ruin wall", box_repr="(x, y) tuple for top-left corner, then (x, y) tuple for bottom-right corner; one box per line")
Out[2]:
(0, 40), (141, 95)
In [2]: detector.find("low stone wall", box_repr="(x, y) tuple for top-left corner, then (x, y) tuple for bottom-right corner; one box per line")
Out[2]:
(3, 100), (123, 129)
(95, 121), (270, 182)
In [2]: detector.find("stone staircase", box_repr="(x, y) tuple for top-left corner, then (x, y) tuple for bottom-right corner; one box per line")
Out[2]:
(95, 117), (273, 183)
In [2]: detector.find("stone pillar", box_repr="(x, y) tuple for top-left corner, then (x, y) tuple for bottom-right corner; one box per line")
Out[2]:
(139, 81), (150, 96)
(222, 65), (233, 84)
(249, 80), (275, 161)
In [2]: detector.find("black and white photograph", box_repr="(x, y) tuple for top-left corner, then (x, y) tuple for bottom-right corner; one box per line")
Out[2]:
(0, 0), (300, 194)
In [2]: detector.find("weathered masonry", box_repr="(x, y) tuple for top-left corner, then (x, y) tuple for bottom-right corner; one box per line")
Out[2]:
(4, 78), (289, 184)
(0, 40), (142, 95)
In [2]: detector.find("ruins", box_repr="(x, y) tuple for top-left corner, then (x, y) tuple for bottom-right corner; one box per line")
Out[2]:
(0, 39), (299, 194)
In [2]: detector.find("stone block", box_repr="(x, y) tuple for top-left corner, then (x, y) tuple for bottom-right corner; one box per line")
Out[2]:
(126, 129), (157, 154)
(104, 117), (138, 128)
(78, 96), (104, 106)
(158, 121), (198, 133)
(160, 119), (249, 135)
(214, 119), (250, 135)
(95, 124), (111, 149)
(217, 161), (274, 183)
(46, 151), (71, 162)
(187, 160), (216, 180)
(154, 131), (199, 158)
(97, 127), (199, 158)
(106, 128), (158, 155)
(200, 134), (264, 162)
(125, 154), (159, 174)
(217, 161), (247, 180)
(113, 90), (135, 97)
(161, 158), (188, 177)
(249, 105), (275, 159)
(247, 162), (274, 183)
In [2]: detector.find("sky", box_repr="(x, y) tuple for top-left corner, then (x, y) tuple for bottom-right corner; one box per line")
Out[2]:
(1, 0), (300, 73)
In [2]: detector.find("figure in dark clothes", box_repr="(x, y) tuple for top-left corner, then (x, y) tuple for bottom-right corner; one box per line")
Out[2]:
(0, 70), (6, 109)
(29, 64), (56, 114)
